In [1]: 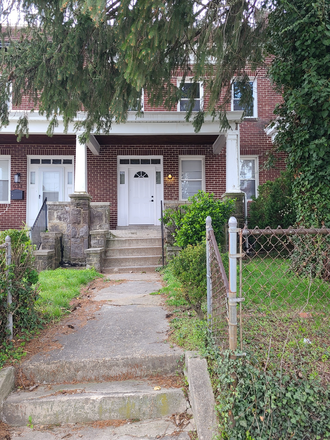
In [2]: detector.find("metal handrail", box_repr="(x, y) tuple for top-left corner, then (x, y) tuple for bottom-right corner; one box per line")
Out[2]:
(30, 197), (48, 249)
(161, 200), (165, 267)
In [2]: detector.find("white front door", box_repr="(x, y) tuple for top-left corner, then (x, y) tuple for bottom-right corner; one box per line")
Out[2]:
(128, 168), (155, 224)
(117, 156), (163, 227)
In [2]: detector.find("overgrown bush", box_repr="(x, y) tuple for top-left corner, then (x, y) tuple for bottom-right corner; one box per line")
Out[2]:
(249, 172), (297, 229)
(207, 345), (330, 440)
(169, 241), (207, 318)
(0, 229), (40, 345)
(290, 233), (330, 281)
(162, 204), (188, 245)
(164, 191), (234, 248)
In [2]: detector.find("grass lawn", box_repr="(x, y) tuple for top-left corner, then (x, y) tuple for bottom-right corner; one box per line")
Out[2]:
(0, 268), (101, 368)
(36, 267), (101, 320)
(239, 257), (330, 380)
(242, 258), (329, 312)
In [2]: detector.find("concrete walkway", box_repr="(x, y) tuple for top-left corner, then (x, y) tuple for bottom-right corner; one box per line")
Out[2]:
(5, 272), (195, 439)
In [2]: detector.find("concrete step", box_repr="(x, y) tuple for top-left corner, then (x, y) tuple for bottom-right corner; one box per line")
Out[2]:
(107, 237), (162, 248)
(3, 379), (188, 427)
(106, 246), (162, 258)
(103, 265), (162, 274)
(104, 255), (162, 268)
(21, 353), (182, 385)
(110, 228), (162, 239)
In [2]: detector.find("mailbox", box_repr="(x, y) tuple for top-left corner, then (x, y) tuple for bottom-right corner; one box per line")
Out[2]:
(11, 189), (24, 200)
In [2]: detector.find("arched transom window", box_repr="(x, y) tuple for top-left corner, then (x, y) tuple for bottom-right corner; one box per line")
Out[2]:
(134, 171), (149, 178)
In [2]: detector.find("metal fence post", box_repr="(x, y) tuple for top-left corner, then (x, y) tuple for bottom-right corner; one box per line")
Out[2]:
(228, 217), (238, 351)
(206, 216), (212, 325)
(5, 235), (13, 340)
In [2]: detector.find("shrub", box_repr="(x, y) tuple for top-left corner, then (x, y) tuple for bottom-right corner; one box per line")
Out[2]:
(249, 171), (297, 229)
(170, 241), (207, 318)
(162, 204), (188, 246)
(164, 191), (234, 248)
(0, 229), (40, 344)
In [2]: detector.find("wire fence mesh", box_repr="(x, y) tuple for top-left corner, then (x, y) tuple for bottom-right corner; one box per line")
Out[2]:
(241, 225), (330, 384)
(206, 217), (230, 350)
(207, 217), (330, 383)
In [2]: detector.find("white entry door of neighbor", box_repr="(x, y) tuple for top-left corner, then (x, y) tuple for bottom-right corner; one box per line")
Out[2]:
(128, 168), (155, 224)
(27, 156), (74, 227)
(40, 169), (63, 203)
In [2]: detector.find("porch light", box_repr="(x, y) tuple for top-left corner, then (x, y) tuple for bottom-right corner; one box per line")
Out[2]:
(14, 173), (21, 183)
(167, 174), (173, 180)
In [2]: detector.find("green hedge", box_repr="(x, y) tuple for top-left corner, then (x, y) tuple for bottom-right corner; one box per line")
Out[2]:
(0, 229), (40, 345)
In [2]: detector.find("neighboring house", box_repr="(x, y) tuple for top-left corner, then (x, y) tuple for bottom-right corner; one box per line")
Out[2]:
(0, 66), (284, 233)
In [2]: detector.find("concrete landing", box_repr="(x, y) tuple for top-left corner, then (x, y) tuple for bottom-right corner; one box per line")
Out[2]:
(21, 274), (182, 384)
(2, 272), (194, 436)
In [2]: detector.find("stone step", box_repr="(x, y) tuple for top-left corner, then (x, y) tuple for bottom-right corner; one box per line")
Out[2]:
(21, 353), (182, 385)
(3, 379), (188, 427)
(104, 255), (162, 268)
(107, 237), (162, 248)
(106, 245), (162, 258)
(103, 265), (162, 274)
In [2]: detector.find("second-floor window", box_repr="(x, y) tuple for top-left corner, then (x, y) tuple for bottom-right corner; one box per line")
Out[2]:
(178, 82), (202, 112)
(232, 80), (257, 118)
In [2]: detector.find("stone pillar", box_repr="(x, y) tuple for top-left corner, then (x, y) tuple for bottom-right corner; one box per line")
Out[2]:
(33, 250), (55, 272)
(40, 232), (63, 268)
(69, 193), (92, 265)
(90, 202), (111, 231)
(90, 230), (109, 249)
(85, 247), (104, 272)
(47, 202), (71, 262)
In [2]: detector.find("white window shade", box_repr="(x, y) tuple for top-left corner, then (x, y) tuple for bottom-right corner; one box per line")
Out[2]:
(180, 157), (204, 200)
(240, 158), (258, 200)
(0, 159), (10, 203)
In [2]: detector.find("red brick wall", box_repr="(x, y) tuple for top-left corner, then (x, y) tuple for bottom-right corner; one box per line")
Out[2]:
(87, 144), (226, 230)
(0, 144), (75, 230)
(240, 73), (286, 185)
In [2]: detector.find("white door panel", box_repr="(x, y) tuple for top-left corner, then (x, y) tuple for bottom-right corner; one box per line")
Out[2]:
(128, 168), (155, 224)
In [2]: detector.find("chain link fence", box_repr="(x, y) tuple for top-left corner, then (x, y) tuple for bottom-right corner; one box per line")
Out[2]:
(207, 217), (330, 383)
(206, 216), (230, 350)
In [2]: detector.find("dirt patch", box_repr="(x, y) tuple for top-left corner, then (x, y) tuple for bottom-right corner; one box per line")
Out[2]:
(0, 422), (11, 440)
(147, 374), (184, 389)
(87, 419), (128, 429)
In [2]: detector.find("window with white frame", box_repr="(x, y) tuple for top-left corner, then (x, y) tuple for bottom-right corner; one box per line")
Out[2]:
(232, 80), (257, 118)
(0, 157), (10, 203)
(180, 156), (205, 200)
(240, 156), (258, 200)
(178, 81), (203, 112)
